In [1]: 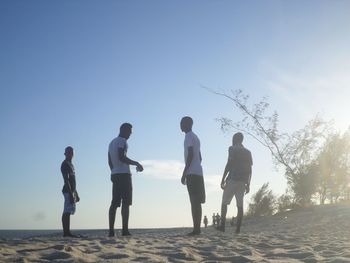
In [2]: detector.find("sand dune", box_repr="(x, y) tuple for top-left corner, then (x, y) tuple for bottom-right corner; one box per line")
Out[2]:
(1, 204), (350, 262)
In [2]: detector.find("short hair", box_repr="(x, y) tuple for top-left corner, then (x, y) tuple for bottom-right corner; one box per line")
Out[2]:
(64, 146), (73, 154)
(120, 123), (132, 133)
(181, 116), (193, 127)
(232, 132), (244, 144)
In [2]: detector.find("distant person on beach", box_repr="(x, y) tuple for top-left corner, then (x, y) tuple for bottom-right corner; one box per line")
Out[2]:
(218, 132), (252, 234)
(212, 213), (216, 226)
(230, 216), (235, 227)
(108, 123), (144, 237)
(216, 213), (221, 227)
(180, 116), (206, 235)
(203, 216), (208, 228)
(61, 146), (80, 237)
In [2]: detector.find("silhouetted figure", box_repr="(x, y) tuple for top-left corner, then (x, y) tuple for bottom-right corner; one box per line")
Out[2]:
(230, 216), (235, 227)
(61, 146), (80, 237)
(216, 213), (221, 227)
(108, 123), (144, 237)
(180, 116), (206, 236)
(203, 216), (208, 228)
(218, 132), (252, 234)
(212, 213), (216, 226)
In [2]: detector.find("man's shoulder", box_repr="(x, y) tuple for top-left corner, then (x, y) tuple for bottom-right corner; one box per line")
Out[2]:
(243, 147), (251, 154)
(187, 131), (200, 141)
(110, 136), (126, 146)
(61, 160), (73, 172)
(61, 160), (67, 168)
(229, 145), (252, 155)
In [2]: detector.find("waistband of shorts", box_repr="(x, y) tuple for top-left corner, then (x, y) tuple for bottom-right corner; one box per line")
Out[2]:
(111, 173), (131, 177)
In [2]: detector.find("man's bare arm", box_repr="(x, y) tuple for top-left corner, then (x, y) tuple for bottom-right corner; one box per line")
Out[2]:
(220, 160), (231, 189)
(118, 148), (143, 171)
(181, 146), (193, 185)
(108, 152), (113, 170)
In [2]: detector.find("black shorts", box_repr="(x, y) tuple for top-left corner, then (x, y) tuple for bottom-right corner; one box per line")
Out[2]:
(186, 174), (206, 204)
(111, 173), (132, 207)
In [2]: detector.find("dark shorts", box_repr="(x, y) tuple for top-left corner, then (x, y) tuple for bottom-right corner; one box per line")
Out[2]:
(111, 173), (132, 207)
(186, 174), (206, 204)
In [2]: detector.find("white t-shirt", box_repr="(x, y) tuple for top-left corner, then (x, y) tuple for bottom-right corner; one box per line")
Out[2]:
(184, 131), (203, 176)
(108, 136), (131, 175)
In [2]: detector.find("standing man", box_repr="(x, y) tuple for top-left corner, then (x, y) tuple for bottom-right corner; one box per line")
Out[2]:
(108, 123), (143, 237)
(180, 116), (206, 236)
(61, 146), (80, 237)
(218, 132), (252, 234)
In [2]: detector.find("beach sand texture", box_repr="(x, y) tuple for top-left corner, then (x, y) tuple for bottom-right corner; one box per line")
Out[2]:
(1, 204), (350, 262)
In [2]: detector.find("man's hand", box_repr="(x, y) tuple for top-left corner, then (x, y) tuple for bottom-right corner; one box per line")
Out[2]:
(74, 191), (80, 203)
(181, 173), (186, 185)
(69, 194), (75, 204)
(245, 184), (250, 194)
(221, 180), (226, 190)
(136, 163), (144, 172)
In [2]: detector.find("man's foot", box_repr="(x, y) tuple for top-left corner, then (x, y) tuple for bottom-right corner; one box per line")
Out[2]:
(187, 230), (200, 236)
(63, 233), (78, 238)
(235, 228), (240, 234)
(122, 230), (132, 236)
(108, 230), (115, 237)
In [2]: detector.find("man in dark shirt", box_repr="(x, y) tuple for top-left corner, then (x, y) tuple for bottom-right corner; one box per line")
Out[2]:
(61, 146), (80, 237)
(218, 132), (252, 234)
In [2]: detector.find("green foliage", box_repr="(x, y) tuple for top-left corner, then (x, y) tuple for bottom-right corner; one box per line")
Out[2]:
(276, 193), (293, 213)
(315, 129), (350, 204)
(247, 183), (276, 216)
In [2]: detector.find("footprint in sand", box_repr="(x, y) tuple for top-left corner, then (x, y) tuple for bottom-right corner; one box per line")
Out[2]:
(50, 245), (65, 250)
(100, 239), (118, 245)
(41, 251), (72, 261)
(99, 253), (129, 260)
(266, 251), (315, 260)
(219, 255), (251, 262)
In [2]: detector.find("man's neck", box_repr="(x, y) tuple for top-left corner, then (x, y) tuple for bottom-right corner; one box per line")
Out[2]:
(118, 133), (127, 139)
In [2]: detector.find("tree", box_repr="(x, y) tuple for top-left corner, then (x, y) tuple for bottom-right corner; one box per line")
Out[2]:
(247, 183), (276, 216)
(277, 192), (293, 213)
(208, 89), (330, 206)
(316, 129), (350, 204)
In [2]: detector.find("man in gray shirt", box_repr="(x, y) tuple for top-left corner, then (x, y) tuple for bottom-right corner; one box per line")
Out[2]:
(108, 123), (143, 237)
(218, 132), (252, 234)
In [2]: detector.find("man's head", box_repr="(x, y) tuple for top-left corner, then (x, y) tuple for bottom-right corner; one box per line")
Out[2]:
(180, 116), (193, 133)
(232, 132), (244, 145)
(64, 146), (74, 160)
(119, 123), (133, 139)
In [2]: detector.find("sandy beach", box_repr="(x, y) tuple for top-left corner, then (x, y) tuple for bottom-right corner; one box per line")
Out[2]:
(1, 204), (350, 262)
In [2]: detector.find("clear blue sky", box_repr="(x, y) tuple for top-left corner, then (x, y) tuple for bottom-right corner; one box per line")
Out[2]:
(1, 0), (349, 229)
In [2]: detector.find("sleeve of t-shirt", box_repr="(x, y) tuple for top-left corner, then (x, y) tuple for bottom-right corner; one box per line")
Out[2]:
(228, 147), (233, 160)
(116, 138), (126, 149)
(248, 150), (253, 166)
(61, 162), (69, 179)
(184, 133), (194, 148)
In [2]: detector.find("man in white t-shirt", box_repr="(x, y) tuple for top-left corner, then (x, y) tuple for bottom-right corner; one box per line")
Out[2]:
(218, 132), (252, 234)
(108, 123), (143, 237)
(180, 116), (206, 235)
